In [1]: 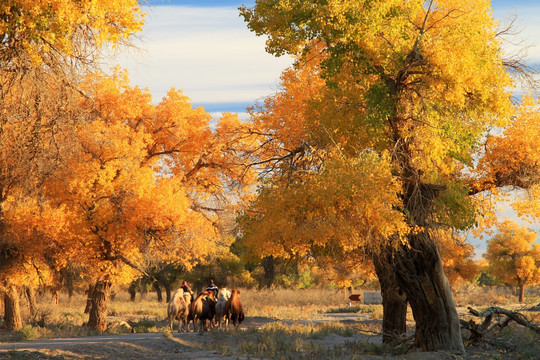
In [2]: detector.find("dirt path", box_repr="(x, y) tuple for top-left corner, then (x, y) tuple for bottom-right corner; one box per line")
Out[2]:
(0, 328), (375, 359)
(0, 314), (387, 360)
(0, 332), (239, 359)
(0, 314), (516, 360)
(0, 332), (185, 351)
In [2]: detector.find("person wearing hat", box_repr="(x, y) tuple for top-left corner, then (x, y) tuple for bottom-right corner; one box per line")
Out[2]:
(205, 279), (219, 299)
(181, 280), (194, 301)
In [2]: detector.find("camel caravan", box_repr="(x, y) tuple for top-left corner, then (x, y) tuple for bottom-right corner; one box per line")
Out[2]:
(167, 280), (244, 332)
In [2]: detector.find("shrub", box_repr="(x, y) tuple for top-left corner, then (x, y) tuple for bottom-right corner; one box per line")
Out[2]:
(17, 325), (40, 340)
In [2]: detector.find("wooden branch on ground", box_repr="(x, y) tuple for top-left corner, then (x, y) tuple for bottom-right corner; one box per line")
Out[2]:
(461, 306), (540, 343)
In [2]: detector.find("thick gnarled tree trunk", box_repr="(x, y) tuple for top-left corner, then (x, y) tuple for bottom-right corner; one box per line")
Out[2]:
(4, 285), (23, 331)
(128, 282), (137, 301)
(384, 136), (465, 353)
(86, 279), (112, 331)
(393, 233), (464, 353)
(373, 252), (408, 344)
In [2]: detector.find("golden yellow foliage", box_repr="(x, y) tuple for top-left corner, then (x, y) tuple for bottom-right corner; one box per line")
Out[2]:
(37, 69), (257, 285)
(485, 220), (540, 301)
(437, 230), (478, 286)
(242, 0), (513, 178)
(473, 96), (540, 219)
(0, 0), (144, 331)
(240, 2), (529, 348)
(240, 151), (407, 260)
(475, 96), (540, 187)
(0, 0), (144, 63)
(242, 0), (515, 242)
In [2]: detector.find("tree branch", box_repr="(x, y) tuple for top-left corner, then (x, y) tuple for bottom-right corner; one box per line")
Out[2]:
(462, 306), (540, 343)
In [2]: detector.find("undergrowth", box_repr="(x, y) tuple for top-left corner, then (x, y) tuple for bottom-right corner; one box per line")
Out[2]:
(0, 286), (537, 360)
(206, 322), (399, 359)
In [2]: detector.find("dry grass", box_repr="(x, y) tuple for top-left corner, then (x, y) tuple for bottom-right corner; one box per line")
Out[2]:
(241, 287), (394, 322)
(1, 285), (538, 359)
(205, 321), (398, 359)
(108, 291), (166, 320)
(453, 285), (540, 308)
(12, 286), (537, 336)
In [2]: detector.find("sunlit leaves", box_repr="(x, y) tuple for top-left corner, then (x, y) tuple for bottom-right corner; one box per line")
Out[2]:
(34, 69), (257, 285)
(474, 96), (540, 194)
(242, 0), (513, 179)
(240, 151), (407, 260)
(437, 230), (478, 286)
(485, 220), (540, 289)
(0, 0), (144, 64)
(0, 194), (72, 290)
(238, 0), (536, 302)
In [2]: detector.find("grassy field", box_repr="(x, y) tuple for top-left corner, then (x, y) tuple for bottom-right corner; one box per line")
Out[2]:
(0, 286), (539, 359)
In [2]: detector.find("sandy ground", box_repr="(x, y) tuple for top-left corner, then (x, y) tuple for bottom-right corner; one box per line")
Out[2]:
(0, 314), (535, 360)
(0, 332), (463, 360)
(0, 315), (431, 360)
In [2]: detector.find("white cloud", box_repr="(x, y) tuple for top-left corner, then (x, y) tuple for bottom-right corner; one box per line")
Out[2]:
(112, 3), (540, 111)
(110, 5), (292, 107)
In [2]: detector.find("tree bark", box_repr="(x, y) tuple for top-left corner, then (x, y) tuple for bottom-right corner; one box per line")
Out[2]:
(373, 252), (408, 344)
(86, 279), (112, 331)
(3, 285), (23, 331)
(165, 284), (171, 303)
(84, 283), (94, 314)
(128, 283), (137, 301)
(385, 135), (465, 353)
(63, 270), (75, 303)
(518, 283), (525, 303)
(25, 286), (38, 317)
(393, 233), (464, 353)
(261, 255), (275, 289)
(153, 282), (163, 302)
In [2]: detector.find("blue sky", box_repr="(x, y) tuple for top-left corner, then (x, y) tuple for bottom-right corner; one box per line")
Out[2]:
(117, 0), (540, 118)
(114, 1), (539, 256)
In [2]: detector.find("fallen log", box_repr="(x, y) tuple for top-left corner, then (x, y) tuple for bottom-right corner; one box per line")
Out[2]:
(461, 306), (540, 344)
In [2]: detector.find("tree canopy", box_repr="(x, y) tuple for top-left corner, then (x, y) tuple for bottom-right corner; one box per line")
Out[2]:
(485, 220), (540, 302)
(239, 0), (539, 352)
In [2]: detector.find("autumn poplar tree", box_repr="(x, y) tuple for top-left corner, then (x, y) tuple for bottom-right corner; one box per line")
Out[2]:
(485, 221), (540, 302)
(0, 0), (143, 330)
(239, 0), (539, 352)
(43, 69), (256, 330)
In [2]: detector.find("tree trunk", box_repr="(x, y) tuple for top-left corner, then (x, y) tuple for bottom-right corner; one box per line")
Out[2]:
(518, 283), (525, 303)
(165, 284), (171, 303)
(153, 282), (163, 302)
(261, 255), (275, 289)
(84, 283), (94, 314)
(51, 289), (59, 305)
(86, 279), (111, 331)
(64, 271), (75, 303)
(385, 149), (464, 353)
(393, 233), (464, 353)
(128, 283), (137, 301)
(3, 285), (23, 331)
(373, 252), (408, 344)
(25, 286), (38, 317)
